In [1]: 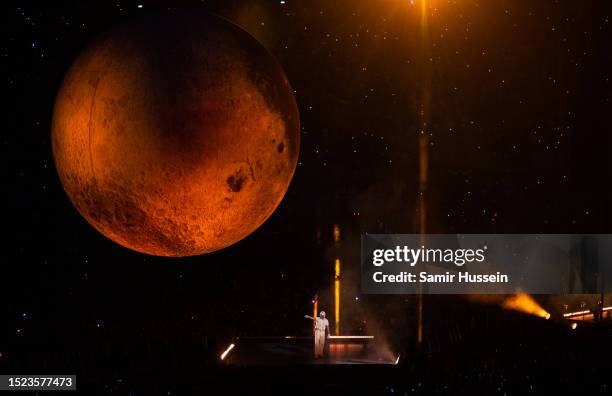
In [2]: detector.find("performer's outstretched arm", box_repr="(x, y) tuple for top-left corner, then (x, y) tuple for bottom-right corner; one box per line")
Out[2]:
(304, 315), (315, 320)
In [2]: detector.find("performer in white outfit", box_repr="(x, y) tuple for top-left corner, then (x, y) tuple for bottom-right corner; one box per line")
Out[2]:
(304, 311), (329, 358)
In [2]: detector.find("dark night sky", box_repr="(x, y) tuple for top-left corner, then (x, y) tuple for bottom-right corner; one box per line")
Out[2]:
(2, 0), (612, 385)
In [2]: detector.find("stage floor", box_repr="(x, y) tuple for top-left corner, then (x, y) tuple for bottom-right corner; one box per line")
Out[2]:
(222, 336), (396, 366)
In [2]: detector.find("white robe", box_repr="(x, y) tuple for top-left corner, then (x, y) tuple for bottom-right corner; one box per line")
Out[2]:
(313, 317), (329, 357)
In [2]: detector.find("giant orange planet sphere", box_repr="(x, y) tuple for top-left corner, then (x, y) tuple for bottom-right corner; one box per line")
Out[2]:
(52, 13), (299, 256)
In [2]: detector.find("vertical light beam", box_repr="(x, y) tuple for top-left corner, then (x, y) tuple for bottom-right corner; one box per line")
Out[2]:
(334, 258), (341, 335)
(416, 0), (432, 347)
(333, 224), (341, 243)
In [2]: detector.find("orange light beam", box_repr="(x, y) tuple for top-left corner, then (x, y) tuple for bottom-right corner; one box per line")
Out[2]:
(501, 293), (550, 319)
(416, 0), (433, 347)
(335, 258), (341, 336)
(333, 224), (341, 243)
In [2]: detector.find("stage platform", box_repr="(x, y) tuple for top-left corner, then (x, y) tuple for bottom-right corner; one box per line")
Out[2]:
(220, 336), (397, 366)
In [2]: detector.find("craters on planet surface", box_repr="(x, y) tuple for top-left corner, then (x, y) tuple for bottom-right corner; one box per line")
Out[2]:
(52, 12), (300, 256)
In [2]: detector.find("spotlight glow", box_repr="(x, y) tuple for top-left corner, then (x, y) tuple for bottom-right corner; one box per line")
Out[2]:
(220, 343), (235, 360)
(501, 293), (550, 319)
